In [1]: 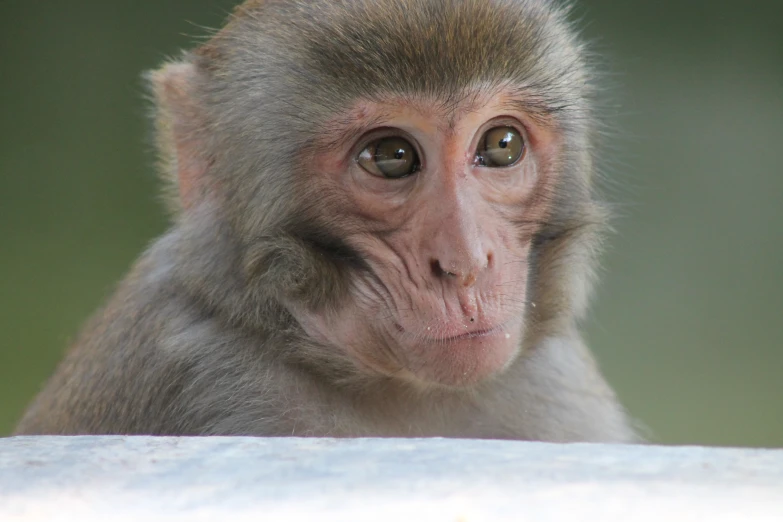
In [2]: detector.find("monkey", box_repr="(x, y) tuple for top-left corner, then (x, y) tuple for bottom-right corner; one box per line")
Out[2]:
(14, 0), (638, 442)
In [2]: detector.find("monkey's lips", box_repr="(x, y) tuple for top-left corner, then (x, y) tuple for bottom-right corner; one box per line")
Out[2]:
(403, 319), (512, 343)
(441, 325), (508, 342)
(395, 319), (521, 387)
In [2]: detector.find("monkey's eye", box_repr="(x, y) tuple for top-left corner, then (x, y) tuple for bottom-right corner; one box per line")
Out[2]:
(358, 137), (420, 179)
(475, 126), (525, 168)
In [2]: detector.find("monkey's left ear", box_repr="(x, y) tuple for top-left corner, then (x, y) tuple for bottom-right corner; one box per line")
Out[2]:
(146, 60), (210, 214)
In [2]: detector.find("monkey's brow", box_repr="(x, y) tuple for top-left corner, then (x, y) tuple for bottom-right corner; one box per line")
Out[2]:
(317, 92), (559, 153)
(318, 113), (390, 152)
(509, 88), (579, 124)
(498, 97), (563, 126)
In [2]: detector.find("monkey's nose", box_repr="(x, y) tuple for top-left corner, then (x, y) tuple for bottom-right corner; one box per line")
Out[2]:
(430, 253), (492, 287)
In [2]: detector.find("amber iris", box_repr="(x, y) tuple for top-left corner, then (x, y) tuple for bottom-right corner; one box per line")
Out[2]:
(477, 127), (525, 167)
(358, 137), (420, 179)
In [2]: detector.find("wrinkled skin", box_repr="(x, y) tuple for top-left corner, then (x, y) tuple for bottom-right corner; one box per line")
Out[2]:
(295, 93), (559, 387)
(15, 0), (637, 442)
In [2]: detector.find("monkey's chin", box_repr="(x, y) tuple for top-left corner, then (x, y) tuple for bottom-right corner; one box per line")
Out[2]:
(401, 324), (522, 389)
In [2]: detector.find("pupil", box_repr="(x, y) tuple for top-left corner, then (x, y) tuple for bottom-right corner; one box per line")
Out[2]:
(498, 139), (509, 149)
(394, 149), (405, 160)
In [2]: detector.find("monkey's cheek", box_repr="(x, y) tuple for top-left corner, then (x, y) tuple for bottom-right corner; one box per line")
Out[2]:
(403, 328), (522, 388)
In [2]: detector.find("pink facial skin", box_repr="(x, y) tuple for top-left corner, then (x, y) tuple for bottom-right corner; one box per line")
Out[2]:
(295, 89), (562, 388)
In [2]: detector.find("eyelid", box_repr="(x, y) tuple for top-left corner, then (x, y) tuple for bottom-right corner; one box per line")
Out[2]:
(474, 117), (529, 145)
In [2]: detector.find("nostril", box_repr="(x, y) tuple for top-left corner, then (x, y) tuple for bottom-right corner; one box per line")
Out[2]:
(431, 259), (456, 278)
(486, 251), (494, 269)
(430, 259), (444, 278)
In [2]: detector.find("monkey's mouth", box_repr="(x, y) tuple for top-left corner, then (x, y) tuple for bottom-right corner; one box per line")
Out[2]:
(391, 318), (521, 387)
(444, 325), (506, 342)
(396, 320), (512, 344)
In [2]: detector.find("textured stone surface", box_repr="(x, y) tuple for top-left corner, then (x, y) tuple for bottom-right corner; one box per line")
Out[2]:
(1, 436), (782, 521)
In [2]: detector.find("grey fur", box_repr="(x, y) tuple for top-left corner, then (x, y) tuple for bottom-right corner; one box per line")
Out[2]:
(15, 0), (636, 442)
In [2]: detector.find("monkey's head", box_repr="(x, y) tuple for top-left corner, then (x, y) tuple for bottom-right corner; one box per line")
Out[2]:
(151, 0), (606, 389)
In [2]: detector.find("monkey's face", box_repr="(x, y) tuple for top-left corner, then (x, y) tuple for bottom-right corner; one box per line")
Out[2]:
(192, 0), (595, 390)
(294, 90), (561, 388)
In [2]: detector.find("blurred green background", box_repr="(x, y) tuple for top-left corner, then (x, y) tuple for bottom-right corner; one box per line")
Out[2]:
(1, 1), (781, 446)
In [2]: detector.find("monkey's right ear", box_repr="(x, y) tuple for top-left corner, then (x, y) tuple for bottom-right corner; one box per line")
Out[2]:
(146, 60), (210, 214)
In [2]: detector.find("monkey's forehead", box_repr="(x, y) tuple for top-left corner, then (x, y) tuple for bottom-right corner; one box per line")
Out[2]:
(198, 0), (590, 113)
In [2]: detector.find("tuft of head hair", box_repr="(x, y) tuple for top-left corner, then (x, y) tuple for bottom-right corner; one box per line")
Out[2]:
(145, 0), (597, 216)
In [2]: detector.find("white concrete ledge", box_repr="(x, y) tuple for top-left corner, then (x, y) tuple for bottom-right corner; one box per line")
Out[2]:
(1, 436), (782, 521)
